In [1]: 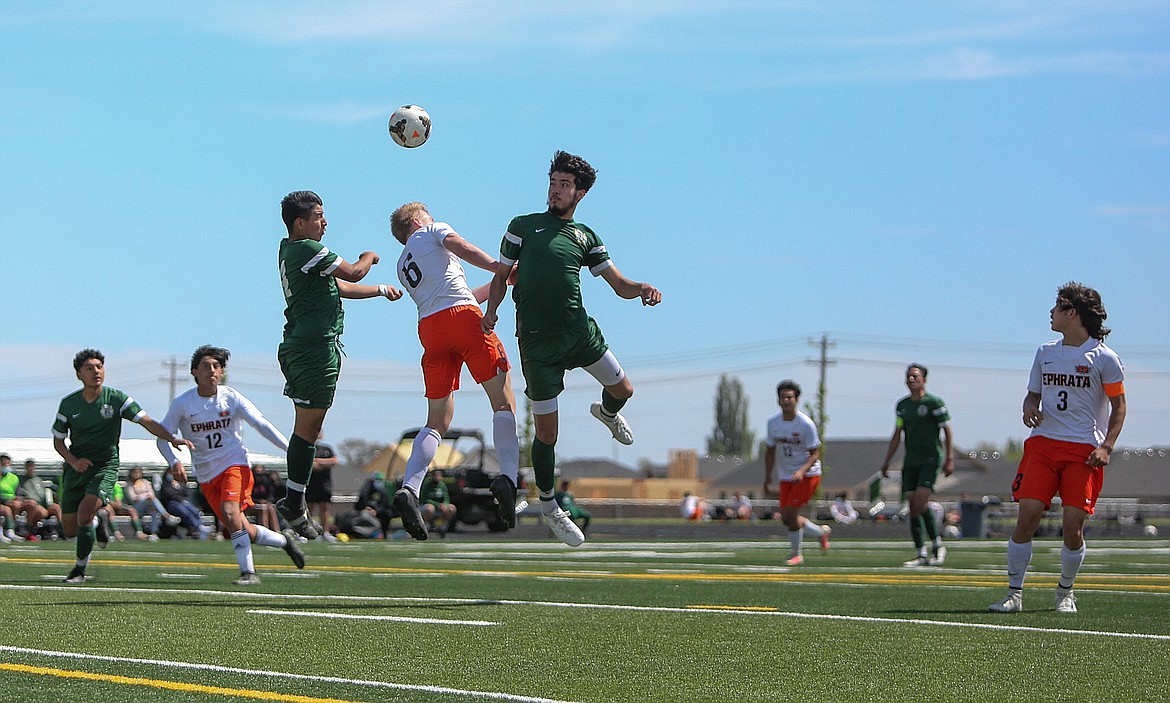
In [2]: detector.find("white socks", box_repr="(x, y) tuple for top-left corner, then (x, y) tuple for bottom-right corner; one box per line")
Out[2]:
(789, 529), (803, 556)
(493, 410), (519, 484)
(1006, 539), (1033, 590)
(1060, 542), (1087, 590)
(253, 525), (286, 548)
(231, 529), (255, 574)
(403, 427), (442, 496)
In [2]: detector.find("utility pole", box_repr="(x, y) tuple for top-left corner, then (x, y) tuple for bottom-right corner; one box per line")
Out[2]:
(805, 334), (836, 438)
(161, 356), (181, 401)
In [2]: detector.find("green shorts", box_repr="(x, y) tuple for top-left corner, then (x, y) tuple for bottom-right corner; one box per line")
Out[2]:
(279, 339), (341, 409)
(902, 459), (941, 493)
(59, 462), (117, 514)
(519, 318), (609, 402)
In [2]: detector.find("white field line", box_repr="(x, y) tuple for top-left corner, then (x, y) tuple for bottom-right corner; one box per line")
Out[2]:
(0, 645), (576, 703)
(3, 584), (1167, 641)
(247, 608), (496, 626)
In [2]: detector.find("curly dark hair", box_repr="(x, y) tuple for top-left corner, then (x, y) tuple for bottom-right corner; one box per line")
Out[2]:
(72, 348), (104, 371)
(280, 190), (323, 232)
(1057, 281), (1110, 340)
(776, 379), (802, 399)
(190, 344), (230, 372)
(906, 363), (929, 379)
(549, 150), (597, 191)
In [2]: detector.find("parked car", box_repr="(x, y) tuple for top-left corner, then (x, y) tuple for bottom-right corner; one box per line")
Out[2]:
(385, 428), (526, 532)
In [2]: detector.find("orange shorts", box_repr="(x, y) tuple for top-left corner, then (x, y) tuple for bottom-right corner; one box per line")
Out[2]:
(1012, 435), (1103, 513)
(780, 475), (820, 509)
(200, 465), (254, 522)
(418, 305), (510, 399)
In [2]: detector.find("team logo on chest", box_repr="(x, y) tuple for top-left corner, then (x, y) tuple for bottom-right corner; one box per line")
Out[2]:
(572, 228), (587, 247)
(99, 404), (114, 419)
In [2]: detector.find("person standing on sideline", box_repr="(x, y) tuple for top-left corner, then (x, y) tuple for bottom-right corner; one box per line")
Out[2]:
(482, 150), (661, 546)
(53, 349), (193, 583)
(157, 345), (305, 585)
(989, 282), (1125, 614)
(387, 202), (522, 541)
(306, 433), (338, 541)
(276, 190), (403, 539)
(879, 363), (954, 567)
(763, 380), (831, 565)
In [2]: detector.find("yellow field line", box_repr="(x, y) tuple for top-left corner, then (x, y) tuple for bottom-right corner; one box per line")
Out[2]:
(4, 556), (1167, 592)
(0, 663), (361, 703)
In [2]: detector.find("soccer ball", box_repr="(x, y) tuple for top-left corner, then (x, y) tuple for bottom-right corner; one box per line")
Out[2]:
(388, 104), (431, 148)
(1144, 524), (1158, 537)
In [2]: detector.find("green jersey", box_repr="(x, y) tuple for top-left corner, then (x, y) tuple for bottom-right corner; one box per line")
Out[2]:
(895, 393), (951, 465)
(499, 212), (611, 339)
(0, 471), (17, 501)
(420, 476), (451, 508)
(51, 386), (144, 469)
(279, 237), (343, 341)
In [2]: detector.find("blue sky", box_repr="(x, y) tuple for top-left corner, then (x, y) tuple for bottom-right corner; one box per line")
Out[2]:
(2, 2), (1168, 469)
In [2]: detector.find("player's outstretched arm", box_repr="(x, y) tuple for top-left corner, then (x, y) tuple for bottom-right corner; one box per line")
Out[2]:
(332, 251), (380, 283)
(337, 280), (403, 300)
(443, 233), (499, 273)
(599, 265), (661, 306)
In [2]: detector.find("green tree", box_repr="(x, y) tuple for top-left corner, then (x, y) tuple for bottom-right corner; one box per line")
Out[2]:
(706, 375), (755, 458)
(337, 438), (388, 469)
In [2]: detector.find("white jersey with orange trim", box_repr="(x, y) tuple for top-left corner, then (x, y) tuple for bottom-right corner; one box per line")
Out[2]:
(397, 222), (478, 321)
(1027, 337), (1124, 446)
(764, 410), (822, 481)
(157, 386), (289, 484)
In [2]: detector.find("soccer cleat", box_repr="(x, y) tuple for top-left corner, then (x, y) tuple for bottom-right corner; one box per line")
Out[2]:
(490, 475), (517, 529)
(1055, 587), (1077, 613)
(903, 555), (930, 568)
(989, 590), (1023, 613)
(94, 516), (109, 549)
(785, 554), (804, 566)
(0, 532), (10, 545)
(62, 566), (87, 584)
(233, 571), (261, 586)
(929, 545), (948, 566)
(282, 529), (306, 569)
(590, 402), (634, 445)
(275, 498), (320, 540)
(543, 507), (585, 547)
(819, 524), (832, 554)
(393, 489), (429, 541)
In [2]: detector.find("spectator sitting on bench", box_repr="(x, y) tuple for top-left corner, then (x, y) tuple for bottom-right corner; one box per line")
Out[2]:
(555, 480), (592, 532)
(420, 469), (457, 536)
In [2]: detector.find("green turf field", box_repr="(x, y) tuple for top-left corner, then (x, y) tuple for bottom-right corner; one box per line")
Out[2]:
(1, 534), (1167, 703)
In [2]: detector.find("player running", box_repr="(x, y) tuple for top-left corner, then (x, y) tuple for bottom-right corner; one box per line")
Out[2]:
(763, 380), (831, 565)
(879, 364), (955, 567)
(53, 349), (193, 583)
(157, 345), (305, 585)
(387, 202), (522, 541)
(989, 282), (1125, 614)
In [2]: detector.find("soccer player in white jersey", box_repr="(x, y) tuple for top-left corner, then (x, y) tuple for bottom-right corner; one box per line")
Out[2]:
(388, 202), (522, 541)
(989, 282), (1125, 614)
(157, 345), (305, 585)
(763, 380), (831, 565)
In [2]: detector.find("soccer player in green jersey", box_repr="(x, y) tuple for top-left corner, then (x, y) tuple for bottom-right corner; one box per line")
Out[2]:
(879, 363), (955, 567)
(52, 349), (193, 583)
(482, 151), (661, 546)
(276, 190), (404, 539)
